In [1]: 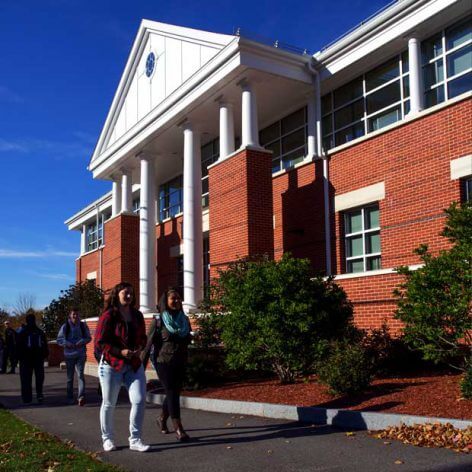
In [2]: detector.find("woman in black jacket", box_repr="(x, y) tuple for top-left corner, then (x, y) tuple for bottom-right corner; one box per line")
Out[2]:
(143, 288), (191, 441)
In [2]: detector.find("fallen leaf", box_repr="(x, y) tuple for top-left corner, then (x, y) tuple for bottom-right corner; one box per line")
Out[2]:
(346, 432), (355, 437)
(394, 460), (404, 465)
(226, 446), (233, 450)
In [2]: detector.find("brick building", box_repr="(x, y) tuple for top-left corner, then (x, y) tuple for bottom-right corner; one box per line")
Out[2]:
(66, 0), (471, 336)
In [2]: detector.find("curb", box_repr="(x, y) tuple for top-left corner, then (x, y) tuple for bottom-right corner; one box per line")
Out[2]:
(146, 392), (472, 431)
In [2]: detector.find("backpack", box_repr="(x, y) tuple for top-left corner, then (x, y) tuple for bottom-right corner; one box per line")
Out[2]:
(26, 330), (43, 351)
(64, 320), (87, 339)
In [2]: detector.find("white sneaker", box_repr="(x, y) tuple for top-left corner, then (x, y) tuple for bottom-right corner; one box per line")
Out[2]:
(103, 439), (116, 452)
(129, 439), (150, 452)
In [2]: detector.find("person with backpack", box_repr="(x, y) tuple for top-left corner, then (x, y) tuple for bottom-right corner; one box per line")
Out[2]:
(16, 312), (49, 404)
(94, 282), (150, 453)
(57, 308), (92, 406)
(1, 320), (17, 374)
(141, 288), (192, 442)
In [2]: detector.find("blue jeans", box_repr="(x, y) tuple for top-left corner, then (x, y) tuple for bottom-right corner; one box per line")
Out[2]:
(66, 356), (86, 400)
(98, 361), (146, 443)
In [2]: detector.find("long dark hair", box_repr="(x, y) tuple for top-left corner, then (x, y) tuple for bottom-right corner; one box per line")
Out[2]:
(158, 288), (182, 314)
(104, 282), (136, 312)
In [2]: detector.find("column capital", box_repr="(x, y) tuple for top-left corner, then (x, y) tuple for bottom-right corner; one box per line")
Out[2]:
(215, 95), (234, 107)
(136, 150), (157, 161)
(236, 78), (251, 91)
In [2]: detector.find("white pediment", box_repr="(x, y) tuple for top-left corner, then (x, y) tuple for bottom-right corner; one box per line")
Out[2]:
(92, 21), (234, 162)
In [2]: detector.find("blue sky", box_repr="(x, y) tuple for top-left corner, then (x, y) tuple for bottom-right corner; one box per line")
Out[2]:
(0, 0), (391, 309)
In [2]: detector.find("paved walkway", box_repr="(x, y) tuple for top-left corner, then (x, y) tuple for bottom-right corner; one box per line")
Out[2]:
(1, 368), (471, 472)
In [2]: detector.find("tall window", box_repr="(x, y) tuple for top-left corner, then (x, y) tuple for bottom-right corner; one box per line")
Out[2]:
(344, 204), (381, 273)
(322, 53), (410, 150)
(132, 197), (140, 214)
(465, 178), (472, 202)
(159, 176), (183, 221)
(85, 213), (109, 252)
(260, 107), (307, 173)
(422, 17), (472, 108)
(201, 139), (219, 208)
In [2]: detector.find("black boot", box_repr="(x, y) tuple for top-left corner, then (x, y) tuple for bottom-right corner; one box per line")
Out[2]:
(172, 419), (190, 442)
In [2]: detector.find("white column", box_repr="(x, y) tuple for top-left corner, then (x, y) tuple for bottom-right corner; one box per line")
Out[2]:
(219, 102), (235, 160)
(111, 179), (121, 216)
(408, 37), (424, 114)
(80, 224), (87, 254)
(138, 153), (156, 313)
(121, 169), (132, 213)
(182, 123), (203, 311)
(240, 82), (260, 148)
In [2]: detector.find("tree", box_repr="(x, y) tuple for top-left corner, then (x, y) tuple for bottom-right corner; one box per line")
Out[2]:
(42, 281), (104, 340)
(13, 293), (36, 316)
(209, 254), (354, 384)
(394, 202), (472, 372)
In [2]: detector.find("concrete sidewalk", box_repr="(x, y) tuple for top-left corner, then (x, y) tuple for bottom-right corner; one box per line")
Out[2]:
(1, 367), (471, 472)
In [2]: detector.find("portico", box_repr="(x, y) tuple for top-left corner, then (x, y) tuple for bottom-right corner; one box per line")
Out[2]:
(85, 21), (319, 313)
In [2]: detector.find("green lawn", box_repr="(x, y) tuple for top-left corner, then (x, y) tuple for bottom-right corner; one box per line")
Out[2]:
(0, 409), (122, 471)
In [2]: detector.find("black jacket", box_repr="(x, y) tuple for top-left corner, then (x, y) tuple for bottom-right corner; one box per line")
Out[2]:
(16, 325), (49, 361)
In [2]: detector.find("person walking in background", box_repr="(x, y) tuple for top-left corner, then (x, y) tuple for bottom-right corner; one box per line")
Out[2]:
(1, 320), (17, 374)
(57, 308), (91, 406)
(95, 282), (150, 453)
(142, 288), (192, 442)
(16, 313), (49, 404)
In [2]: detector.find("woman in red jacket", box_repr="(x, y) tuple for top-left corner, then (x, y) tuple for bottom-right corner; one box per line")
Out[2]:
(94, 282), (150, 452)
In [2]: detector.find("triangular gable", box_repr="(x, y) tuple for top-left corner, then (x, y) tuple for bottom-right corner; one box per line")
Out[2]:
(91, 20), (234, 162)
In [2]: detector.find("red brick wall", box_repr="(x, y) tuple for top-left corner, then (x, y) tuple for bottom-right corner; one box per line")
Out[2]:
(330, 97), (471, 328)
(272, 159), (326, 272)
(156, 216), (183, 300)
(76, 250), (101, 284)
(208, 148), (274, 277)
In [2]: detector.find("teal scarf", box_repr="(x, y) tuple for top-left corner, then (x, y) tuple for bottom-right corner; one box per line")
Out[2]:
(162, 310), (190, 338)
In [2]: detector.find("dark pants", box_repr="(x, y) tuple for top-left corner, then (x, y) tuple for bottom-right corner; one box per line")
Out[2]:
(1, 348), (17, 373)
(20, 358), (45, 403)
(156, 362), (186, 419)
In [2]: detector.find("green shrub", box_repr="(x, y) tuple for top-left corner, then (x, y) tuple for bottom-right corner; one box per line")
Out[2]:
(193, 312), (222, 349)
(317, 342), (373, 395)
(394, 202), (472, 372)
(210, 254), (354, 384)
(184, 348), (225, 390)
(460, 362), (472, 400)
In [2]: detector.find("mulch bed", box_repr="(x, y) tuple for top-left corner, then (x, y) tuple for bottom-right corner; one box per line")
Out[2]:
(182, 371), (471, 420)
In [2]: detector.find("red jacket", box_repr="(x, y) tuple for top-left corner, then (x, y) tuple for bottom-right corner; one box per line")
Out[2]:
(95, 308), (147, 372)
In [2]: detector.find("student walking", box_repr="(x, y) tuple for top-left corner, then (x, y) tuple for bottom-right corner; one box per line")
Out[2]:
(57, 308), (92, 406)
(16, 313), (49, 404)
(94, 282), (150, 453)
(143, 288), (192, 441)
(1, 320), (17, 374)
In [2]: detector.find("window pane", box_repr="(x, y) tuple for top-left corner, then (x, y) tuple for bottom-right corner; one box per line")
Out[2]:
(323, 136), (334, 152)
(201, 142), (214, 161)
(334, 77), (363, 108)
(368, 106), (401, 132)
(425, 86), (445, 107)
(423, 61), (444, 88)
(266, 140), (281, 158)
(466, 178), (472, 202)
(282, 148), (305, 169)
(366, 232), (381, 254)
(334, 99), (363, 129)
(202, 177), (209, 195)
(446, 18), (472, 51)
(321, 94), (332, 115)
(260, 122), (279, 145)
(365, 57), (400, 91)
(281, 108), (305, 135)
(404, 99), (410, 115)
(347, 235), (363, 257)
(401, 50), (409, 73)
(365, 206), (379, 229)
(447, 44), (472, 77)
(335, 122), (364, 146)
(347, 259), (364, 273)
(422, 33), (443, 62)
(322, 115), (332, 135)
(403, 75), (410, 98)
(448, 71), (472, 99)
(272, 157), (281, 173)
(366, 81), (401, 114)
(367, 256), (381, 271)
(346, 210), (362, 233)
(282, 128), (305, 154)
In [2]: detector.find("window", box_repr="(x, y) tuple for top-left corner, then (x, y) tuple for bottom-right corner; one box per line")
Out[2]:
(203, 236), (210, 295)
(132, 197), (140, 214)
(201, 139), (219, 208)
(159, 175), (183, 221)
(322, 53), (410, 150)
(422, 17), (472, 108)
(344, 204), (381, 273)
(260, 107), (307, 173)
(465, 178), (472, 202)
(85, 212), (109, 252)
